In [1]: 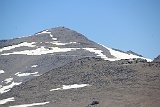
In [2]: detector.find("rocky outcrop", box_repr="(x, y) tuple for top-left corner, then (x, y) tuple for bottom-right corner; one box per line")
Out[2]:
(153, 55), (160, 62)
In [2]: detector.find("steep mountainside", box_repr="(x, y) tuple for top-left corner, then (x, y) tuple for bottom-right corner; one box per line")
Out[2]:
(0, 57), (160, 107)
(0, 27), (157, 107)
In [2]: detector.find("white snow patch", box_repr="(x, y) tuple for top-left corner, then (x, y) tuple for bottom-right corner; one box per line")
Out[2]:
(50, 84), (90, 91)
(35, 30), (50, 35)
(15, 72), (38, 77)
(2, 46), (79, 55)
(31, 65), (38, 68)
(32, 74), (41, 76)
(49, 41), (68, 45)
(0, 70), (5, 74)
(52, 38), (57, 40)
(69, 42), (77, 44)
(4, 78), (13, 84)
(35, 30), (57, 41)
(49, 41), (77, 46)
(50, 34), (53, 37)
(100, 44), (152, 62)
(83, 48), (116, 61)
(0, 42), (36, 52)
(49, 34), (57, 40)
(0, 97), (15, 104)
(9, 102), (49, 107)
(0, 81), (22, 94)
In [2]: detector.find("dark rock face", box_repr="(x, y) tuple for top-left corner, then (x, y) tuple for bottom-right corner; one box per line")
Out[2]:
(126, 50), (143, 57)
(118, 58), (147, 65)
(153, 55), (160, 62)
(87, 100), (99, 107)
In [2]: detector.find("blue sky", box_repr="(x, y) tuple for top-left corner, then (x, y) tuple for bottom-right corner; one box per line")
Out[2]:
(0, 0), (160, 59)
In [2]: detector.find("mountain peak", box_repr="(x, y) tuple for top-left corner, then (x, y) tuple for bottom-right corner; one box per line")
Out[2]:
(50, 26), (70, 30)
(31, 26), (89, 43)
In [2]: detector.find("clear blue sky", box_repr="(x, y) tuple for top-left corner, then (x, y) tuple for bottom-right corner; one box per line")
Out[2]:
(0, 0), (160, 59)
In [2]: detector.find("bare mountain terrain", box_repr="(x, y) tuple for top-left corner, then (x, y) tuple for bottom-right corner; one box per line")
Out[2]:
(0, 27), (159, 107)
(153, 55), (160, 62)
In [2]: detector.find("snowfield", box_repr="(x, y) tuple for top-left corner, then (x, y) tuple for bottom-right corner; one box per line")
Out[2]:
(83, 48), (116, 61)
(100, 44), (152, 62)
(1, 46), (79, 55)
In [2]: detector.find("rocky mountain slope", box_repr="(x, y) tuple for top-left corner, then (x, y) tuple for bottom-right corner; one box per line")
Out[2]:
(0, 27), (159, 107)
(153, 55), (160, 62)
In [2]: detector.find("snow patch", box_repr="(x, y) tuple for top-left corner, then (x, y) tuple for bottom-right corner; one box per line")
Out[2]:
(15, 72), (38, 77)
(49, 41), (68, 45)
(35, 30), (50, 35)
(4, 78), (13, 84)
(31, 65), (38, 68)
(2, 46), (79, 55)
(0, 70), (5, 74)
(0, 42), (36, 52)
(49, 41), (77, 46)
(83, 48), (116, 61)
(100, 44), (152, 62)
(9, 102), (49, 107)
(49, 34), (57, 40)
(52, 37), (57, 40)
(50, 84), (90, 91)
(0, 81), (22, 94)
(69, 42), (77, 44)
(0, 97), (15, 105)
(35, 30), (57, 41)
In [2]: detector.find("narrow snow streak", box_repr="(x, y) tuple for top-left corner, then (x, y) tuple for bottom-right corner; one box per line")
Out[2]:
(50, 84), (90, 91)
(49, 41), (68, 45)
(4, 78), (13, 84)
(0, 81), (22, 94)
(49, 41), (77, 46)
(0, 97), (15, 104)
(0, 42), (36, 52)
(15, 72), (38, 77)
(0, 70), (5, 74)
(9, 102), (49, 107)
